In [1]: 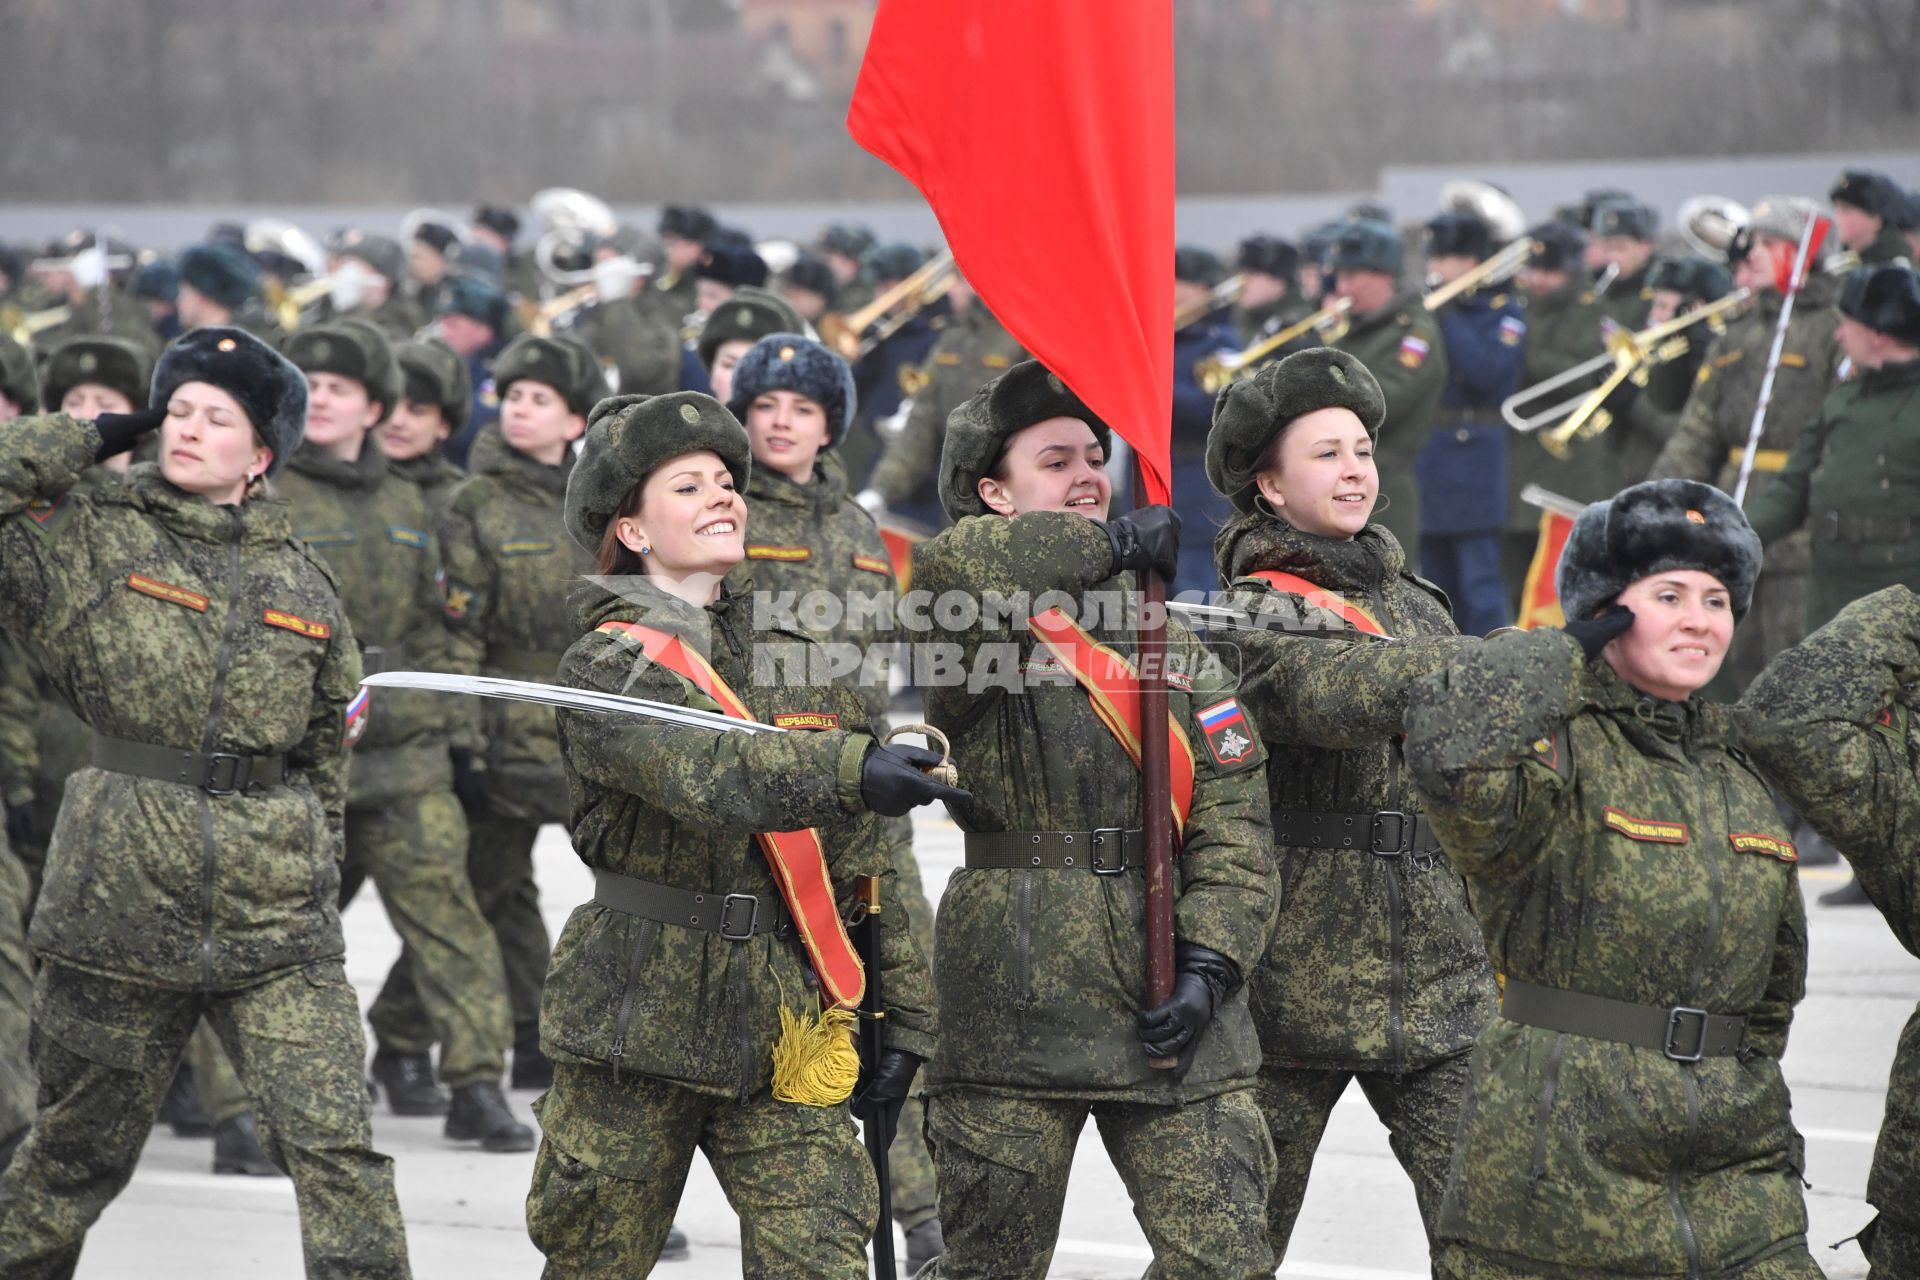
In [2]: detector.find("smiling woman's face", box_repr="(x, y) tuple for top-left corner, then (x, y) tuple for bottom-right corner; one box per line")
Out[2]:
(1600, 569), (1735, 700)
(975, 416), (1111, 520)
(1252, 406), (1377, 539)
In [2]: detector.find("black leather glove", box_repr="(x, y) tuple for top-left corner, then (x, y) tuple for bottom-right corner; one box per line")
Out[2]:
(859, 743), (971, 818)
(1135, 941), (1243, 1078)
(1100, 505), (1181, 582)
(850, 1048), (923, 1151)
(4, 799), (35, 852)
(449, 747), (492, 819)
(1564, 604), (1635, 661)
(92, 408), (168, 461)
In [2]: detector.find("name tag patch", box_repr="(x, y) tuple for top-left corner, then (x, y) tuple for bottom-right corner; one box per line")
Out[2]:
(299, 529), (357, 547)
(128, 573), (208, 612)
(1197, 698), (1255, 764)
(1730, 832), (1798, 863)
(747, 545), (811, 562)
(498, 539), (554, 557)
(263, 609), (331, 639)
(851, 554), (892, 576)
(1603, 806), (1688, 844)
(772, 712), (839, 731)
(387, 525), (428, 548)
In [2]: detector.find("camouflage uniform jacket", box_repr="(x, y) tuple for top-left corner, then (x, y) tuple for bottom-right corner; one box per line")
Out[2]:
(913, 511), (1277, 1102)
(1406, 628), (1810, 1277)
(1648, 275), (1843, 578)
(1214, 514), (1494, 1074)
(725, 453), (897, 727)
(388, 451), (468, 529)
(278, 441), (463, 807)
(0, 632), (36, 813)
(0, 414), (359, 990)
(868, 307), (1024, 512)
(1737, 585), (1920, 1226)
(545, 578), (934, 1098)
(439, 431), (589, 825)
(1334, 293), (1449, 552)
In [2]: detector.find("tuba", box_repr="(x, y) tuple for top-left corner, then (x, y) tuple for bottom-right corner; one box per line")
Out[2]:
(1677, 196), (1751, 262)
(1439, 180), (1527, 244)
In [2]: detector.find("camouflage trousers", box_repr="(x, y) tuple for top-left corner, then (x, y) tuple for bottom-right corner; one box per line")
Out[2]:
(1863, 1210), (1920, 1280)
(339, 790), (512, 1084)
(0, 959), (410, 1279)
(919, 1085), (1276, 1280)
(888, 817), (938, 1232)
(182, 1017), (252, 1125)
(369, 816), (552, 1052)
(1864, 1005), (1920, 1280)
(1434, 1240), (1824, 1279)
(527, 1061), (877, 1278)
(1258, 1054), (1471, 1259)
(0, 843), (32, 1143)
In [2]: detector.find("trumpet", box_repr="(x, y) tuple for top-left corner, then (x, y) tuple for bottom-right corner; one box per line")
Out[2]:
(1422, 238), (1533, 312)
(274, 276), (339, 331)
(1174, 274), (1244, 331)
(1194, 297), (1352, 394)
(1504, 289), (1751, 457)
(821, 250), (956, 360)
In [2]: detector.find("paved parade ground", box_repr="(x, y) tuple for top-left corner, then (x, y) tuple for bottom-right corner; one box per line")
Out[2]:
(71, 806), (1915, 1279)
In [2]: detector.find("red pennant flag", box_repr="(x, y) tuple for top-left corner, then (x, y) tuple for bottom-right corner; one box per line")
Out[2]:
(847, 1), (1176, 503)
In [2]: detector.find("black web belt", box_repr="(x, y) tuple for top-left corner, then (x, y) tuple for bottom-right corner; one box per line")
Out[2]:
(1501, 979), (1749, 1062)
(593, 870), (791, 940)
(91, 734), (288, 796)
(962, 828), (1145, 873)
(1272, 808), (1443, 863)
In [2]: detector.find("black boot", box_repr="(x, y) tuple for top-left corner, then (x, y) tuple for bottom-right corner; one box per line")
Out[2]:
(904, 1218), (944, 1275)
(370, 1048), (450, 1116)
(659, 1224), (690, 1261)
(510, 1033), (554, 1091)
(212, 1113), (285, 1177)
(444, 1080), (535, 1152)
(156, 1064), (211, 1137)
(1820, 877), (1875, 907)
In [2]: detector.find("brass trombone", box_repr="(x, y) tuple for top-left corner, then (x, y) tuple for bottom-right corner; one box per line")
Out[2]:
(1421, 238), (1533, 312)
(528, 283), (599, 338)
(820, 250), (956, 360)
(1194, 297), (1352, 393)
(1173, 273), (1244, 331)
(1504, 289), (1751, 457)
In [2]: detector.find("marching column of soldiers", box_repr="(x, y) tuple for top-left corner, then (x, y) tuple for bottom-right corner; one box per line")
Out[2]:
(0, 165), (1915, 1280)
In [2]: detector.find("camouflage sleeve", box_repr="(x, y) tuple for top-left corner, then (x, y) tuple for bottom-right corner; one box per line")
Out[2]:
(1645, 347), (1726, 482)
(1405, 627), (1587, 883)
(0, 413), (105, 637)
(869, 369), (946, 506)
(1744, 875), (1808, 1061)
(1742, 409), (1824, 546)
(410, 527), (479, 753)
(0, 634), (39, 808)
(435, 492), (490, 748)
(909, 511), (1116, 672)
(289, 605), (362, 843)
(1222, 581), (1470, 750)
(557, 632), (873, 833)
(1172, 625), (1278, 974)
(1738, 586), (1920, 883)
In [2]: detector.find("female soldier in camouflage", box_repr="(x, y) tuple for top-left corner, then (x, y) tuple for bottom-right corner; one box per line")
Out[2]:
(910, 361), (1278, 1280)
(1405, 479), (1820, 1280)
(380, 337), (472, 524)
(527, 389), (960, 1275)
(1202, 348), (1495, 1261)
(0, 327), (410, 1277)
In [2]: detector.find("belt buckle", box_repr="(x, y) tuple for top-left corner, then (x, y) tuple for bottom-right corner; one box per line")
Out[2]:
(718, 893), (762, 941)
(1370, 810), (1412, 857)
(1664, 1005), (1710, 1062)
(202, 753), (245, 796)
(1090, 828), (1129, 875)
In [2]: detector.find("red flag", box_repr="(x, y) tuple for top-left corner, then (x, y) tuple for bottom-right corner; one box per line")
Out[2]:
(1516, 509), (1575, 630)
(848, 1), (1175, 503)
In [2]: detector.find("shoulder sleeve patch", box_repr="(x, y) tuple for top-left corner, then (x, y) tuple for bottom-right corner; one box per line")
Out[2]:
(1521, 728), (1574, 783)
(22, 495), (74, 537)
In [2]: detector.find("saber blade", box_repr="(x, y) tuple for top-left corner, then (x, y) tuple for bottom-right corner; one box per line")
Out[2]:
(359, 671), (788, 735)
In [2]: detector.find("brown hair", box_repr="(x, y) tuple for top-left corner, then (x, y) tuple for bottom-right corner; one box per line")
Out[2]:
(596, 483), (650, 576)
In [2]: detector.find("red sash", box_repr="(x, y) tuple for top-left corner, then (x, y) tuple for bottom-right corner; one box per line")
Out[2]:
(1026, 607), (1196, 840)
(595, 621), (865, 1009)
(1248, 570), (1390, 638)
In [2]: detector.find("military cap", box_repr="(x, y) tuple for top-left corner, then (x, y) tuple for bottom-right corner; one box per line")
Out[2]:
(939, 360), (1111, 522)
(1556, 479), (1762, 624)
(455, 241), (505, 284)
(782, 251), (838, 304)
(727, 333), (857, 447)
(435, 272), (509, 332)
(1576, 187), (1636, 229)
(1331, 219), (1403, 276)
(151, 327), (308, 477)
(1830, 169), (1905, 221)
(1236, 235), (1299, 281)
(1298, 219), (1348, 270)
(1347, 201), (1394, 225)
(596, 224), (659, 267)
(284, 318), (402, 416)
(863, 241), (924, 285)
(412, 222), (460, 255)
(42, 336), (154, 414)
(564, 392), (750, 553)
(695, 286), (804, 367)
(1205, 347), (1386, 513)
(1590, 198), (1656, 242)
(817, 222), (876, 260)
(396, 338), (473, 433)
(473, 204), (521, 242)
(1174, 245), (1225, 287)
(178, 241), (262, 310)
(1893, 188), (1920, 233)
(494, 333), (606, 418)
(334, 230), (406, 284)
(131, 258), (180, 303)
(1747, 196), (1821, 246)
(1425, 211), (1493, 261)
(0, 334), (40, 414)
(1839, 263), (1920, 345)
(207, 221), (248, 247)
(1526, 221), (1586, 273)
(1646, 254), (1732, 306)
(696, 236), (770, 290)
(658, 205), (719, 244)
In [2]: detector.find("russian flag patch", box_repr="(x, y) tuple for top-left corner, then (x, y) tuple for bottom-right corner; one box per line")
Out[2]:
(1196, 698), (1256, 764)
(344, 687), (371, 747)
(1397, 335), (1430, 369)
(1499, 315), (1527, 346)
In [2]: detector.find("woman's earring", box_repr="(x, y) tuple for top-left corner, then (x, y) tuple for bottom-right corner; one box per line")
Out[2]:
(639, 545), (650, 556)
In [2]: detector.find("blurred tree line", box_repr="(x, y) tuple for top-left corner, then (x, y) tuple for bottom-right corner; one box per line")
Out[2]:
(0, 0), (1912, 204)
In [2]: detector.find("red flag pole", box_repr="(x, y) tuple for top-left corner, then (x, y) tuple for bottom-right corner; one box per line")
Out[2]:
(1135, 464), (1177, 1066)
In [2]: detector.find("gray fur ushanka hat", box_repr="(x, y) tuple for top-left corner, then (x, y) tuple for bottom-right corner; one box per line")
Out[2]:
(1555, 479), (1762, 623)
